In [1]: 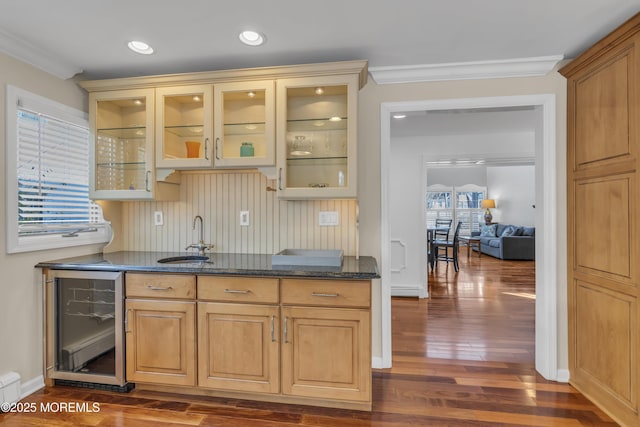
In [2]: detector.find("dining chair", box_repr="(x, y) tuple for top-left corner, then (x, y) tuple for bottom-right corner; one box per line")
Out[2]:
(430, 219), (452, 267)
(433, 221), (462, 272)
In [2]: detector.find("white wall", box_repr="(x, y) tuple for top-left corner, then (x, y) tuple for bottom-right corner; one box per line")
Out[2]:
(487, 165), (536, 226)
(0, 52), (118, 394)
(427, 166), (487, 187)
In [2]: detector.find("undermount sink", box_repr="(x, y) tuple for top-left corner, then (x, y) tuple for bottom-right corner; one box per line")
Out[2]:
(157, 255), (210, 264)
(272, 249), (343, 267)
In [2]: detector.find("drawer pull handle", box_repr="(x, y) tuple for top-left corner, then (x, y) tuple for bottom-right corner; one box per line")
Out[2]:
(311, 292), (340, 297)
(146, 285), (173, 291)
(224, 289), (251, 294)
(284, 316), (289, 343)
(270, 315), (276, 342)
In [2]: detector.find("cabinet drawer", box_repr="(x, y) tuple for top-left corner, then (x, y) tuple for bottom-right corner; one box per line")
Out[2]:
(281, 279), (370, 308)
(126, 273), (195, 299)
(198, 276), (279, 304)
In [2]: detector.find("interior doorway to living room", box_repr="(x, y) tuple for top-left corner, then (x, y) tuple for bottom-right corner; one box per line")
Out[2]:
(380, 94), (559, 381)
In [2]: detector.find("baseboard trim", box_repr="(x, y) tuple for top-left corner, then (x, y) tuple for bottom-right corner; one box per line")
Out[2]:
(556, 369), (570, 383)
(372, 356), (388, 369)
(20, 375), (44, 399)
(391, 284), (422, 297)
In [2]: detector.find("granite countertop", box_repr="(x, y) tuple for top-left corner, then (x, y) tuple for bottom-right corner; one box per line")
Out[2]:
(36, 251), (380, 280)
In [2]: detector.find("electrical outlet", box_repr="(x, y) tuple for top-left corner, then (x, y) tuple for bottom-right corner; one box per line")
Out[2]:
(240, 210), (250, 226)
(318, 211), (339, 226)
(154, 211), (163, 226)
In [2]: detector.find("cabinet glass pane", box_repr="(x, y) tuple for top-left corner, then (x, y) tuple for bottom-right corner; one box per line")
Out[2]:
(162, 94), (205, 160)
(221, 90), (267, 160)
(285, 85), (348, 189)
(96, 99), (148, 191)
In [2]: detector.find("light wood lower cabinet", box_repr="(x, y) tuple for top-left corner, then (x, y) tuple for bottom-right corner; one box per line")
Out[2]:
(126, 274), (372, 410)
(125, 273), (196, 386)
(198, 302), (279, 393)
(125, 299), (196, 386)
(281, 306), (370, 402)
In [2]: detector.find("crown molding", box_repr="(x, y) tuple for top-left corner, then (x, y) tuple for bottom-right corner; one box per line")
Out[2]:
(369, 55), (564, 84)
(0, 28), (82, 80)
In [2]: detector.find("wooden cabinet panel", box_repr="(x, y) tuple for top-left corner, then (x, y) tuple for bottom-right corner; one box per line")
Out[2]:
(197, 276), (278, 303)
(574, 49), (632, 168)
(126, 273), (196, 299)
(574, 177), (631, 279)
(198, 302), (279, 393)
(281, 306), (370, 402)
(126, 299), (196, 386)
(281, 279), (370, 308)
(575, 281), (636, 404)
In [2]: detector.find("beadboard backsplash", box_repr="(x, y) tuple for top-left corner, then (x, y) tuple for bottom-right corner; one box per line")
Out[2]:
(121, 171), (358, 255)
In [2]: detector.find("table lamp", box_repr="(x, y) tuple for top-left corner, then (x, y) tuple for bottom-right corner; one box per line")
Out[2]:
(481, 199), (496, 224)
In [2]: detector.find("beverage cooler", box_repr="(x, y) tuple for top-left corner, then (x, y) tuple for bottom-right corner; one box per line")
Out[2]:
(45, 270), (125, 387)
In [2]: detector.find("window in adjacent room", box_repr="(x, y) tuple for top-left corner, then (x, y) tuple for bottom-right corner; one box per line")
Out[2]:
(6, 85), (111, 253)
(426, 184), (486, 238)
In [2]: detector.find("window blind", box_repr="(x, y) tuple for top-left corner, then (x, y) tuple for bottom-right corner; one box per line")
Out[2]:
(16, 107), (100, 236)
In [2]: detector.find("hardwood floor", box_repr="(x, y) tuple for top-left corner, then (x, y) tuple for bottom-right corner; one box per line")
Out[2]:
(0, 256), (616, 426)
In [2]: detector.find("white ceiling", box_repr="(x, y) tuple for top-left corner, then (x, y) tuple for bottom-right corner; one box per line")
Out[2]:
(0, 0), (638, 80)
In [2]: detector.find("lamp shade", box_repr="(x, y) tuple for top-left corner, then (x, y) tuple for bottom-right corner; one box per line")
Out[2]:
(481, 199), (496, 209)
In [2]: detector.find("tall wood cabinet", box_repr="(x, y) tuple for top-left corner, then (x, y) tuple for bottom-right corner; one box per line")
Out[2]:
(560, 12), (640, 427)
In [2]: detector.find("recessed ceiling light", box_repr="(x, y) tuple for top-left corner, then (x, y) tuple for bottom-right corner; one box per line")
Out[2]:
(239, 30), (266, 46)
(128, 40), (154, 55)
(192, 96), (201, 102)
(315, 87), (324, 95)
(393, 114), (407, 119)
(247, 91), (256, 98)
(329, 116), (342, 122)
(133, 99), (143, 105)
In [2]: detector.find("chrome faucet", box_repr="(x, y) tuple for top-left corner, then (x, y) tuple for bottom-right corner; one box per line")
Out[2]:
(185, 215), (214, 255)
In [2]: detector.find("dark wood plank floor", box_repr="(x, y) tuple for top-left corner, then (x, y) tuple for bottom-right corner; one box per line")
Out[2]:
(0, 255), (617, 426)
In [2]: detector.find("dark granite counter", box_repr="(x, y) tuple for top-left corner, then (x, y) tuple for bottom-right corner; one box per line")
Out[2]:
(36, 251), (380, 280)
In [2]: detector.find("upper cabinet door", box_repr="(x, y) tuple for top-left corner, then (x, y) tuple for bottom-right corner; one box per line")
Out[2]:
(90, 88), (156, 200)
(156, 85), (213, 169)
(276, 74), (358, 199)
(213, 80), (275, 167)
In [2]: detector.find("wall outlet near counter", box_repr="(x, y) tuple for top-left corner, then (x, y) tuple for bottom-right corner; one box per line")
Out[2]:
(319, 211), (339, 226)
(154, 211), (163, 226)
(240, 211), (250, 226)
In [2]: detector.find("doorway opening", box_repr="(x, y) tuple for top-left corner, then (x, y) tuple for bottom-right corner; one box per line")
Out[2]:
(380, 94), (561, 381)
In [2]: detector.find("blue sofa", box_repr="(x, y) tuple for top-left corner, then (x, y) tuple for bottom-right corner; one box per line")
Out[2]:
(471, 223), (535, 260)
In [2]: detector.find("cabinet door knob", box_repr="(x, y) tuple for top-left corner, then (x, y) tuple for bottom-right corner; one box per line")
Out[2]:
(270, 315), (276, 342)
(283, 316), (289, 343)
(215, 137), (221, 160)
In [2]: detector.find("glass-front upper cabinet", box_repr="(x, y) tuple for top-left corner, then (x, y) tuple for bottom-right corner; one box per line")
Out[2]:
(213, 80), (275, 167)
(89, 89), (156, 200)
(276, 74), (358, 199)
(156, 85), (213, 169)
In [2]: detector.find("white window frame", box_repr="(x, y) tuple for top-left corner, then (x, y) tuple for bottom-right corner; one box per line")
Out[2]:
(426, 183), (486, 239)
(6, 85), (112, 253)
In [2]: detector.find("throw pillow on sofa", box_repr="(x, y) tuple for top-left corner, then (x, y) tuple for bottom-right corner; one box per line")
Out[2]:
(480, 224), (497, 237)
(501, 225), (516, 237)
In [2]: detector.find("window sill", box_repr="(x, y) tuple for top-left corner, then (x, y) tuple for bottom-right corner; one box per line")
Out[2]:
(7, 224), (113, 254)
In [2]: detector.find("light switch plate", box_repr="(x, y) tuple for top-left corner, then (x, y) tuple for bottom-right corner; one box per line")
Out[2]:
(240, 210), (250, 226)
(319, 211), (339, 226)
(154, 211), (163, 226)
